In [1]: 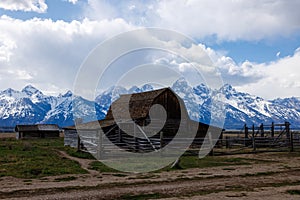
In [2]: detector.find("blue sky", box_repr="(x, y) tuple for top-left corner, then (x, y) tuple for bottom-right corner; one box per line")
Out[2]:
(0, 0), (300, 99)
(211, 38), (300, 63)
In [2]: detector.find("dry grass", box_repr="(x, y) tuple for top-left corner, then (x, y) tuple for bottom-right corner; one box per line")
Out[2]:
(0, 133), (16, 139)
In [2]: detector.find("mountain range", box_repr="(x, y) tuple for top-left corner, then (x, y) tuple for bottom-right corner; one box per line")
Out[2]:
(0, 78), (299, 130)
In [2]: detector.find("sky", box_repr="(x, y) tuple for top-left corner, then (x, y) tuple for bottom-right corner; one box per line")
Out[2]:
(0, 0), (300, 100)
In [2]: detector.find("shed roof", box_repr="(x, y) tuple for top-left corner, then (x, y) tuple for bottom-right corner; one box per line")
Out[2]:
(105, 87), (172, 120)
(15, 124), (59, 132)
(64, 119), (116, 130)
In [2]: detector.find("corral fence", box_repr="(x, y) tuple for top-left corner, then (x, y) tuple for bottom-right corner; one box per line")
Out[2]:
(64, 121), (300, 158)
(218, 122), (300, 153)
(65, 119), (211, 159)
(65, 132), (162, 160)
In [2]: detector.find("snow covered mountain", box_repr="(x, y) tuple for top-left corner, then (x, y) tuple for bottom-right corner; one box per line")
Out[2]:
(40, 91), (105, 127)
(0, 86), (51, 127)
(213, 84), (300, 128)
(0, 81), (299, 129)
(171, 80), (300, 129)
(0, 85), (105, 128)
(94, 84), (154, 115)
(94, 79), (300, 129)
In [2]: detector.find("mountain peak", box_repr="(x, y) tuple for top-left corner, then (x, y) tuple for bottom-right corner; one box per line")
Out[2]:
(221, 83), (233, 90)
(128, 86), (140, 94)
(193, 83), (210, 97)
(172, 77), (189, 88)
(141, 84), (154, 92)
(218, 84), (238, 99)
(1, 88), (19, 96)
(62, 90), (73, 97)
(22, 85), (41, 96)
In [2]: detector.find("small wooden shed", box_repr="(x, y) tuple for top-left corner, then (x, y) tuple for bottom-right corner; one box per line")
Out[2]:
(15, 124), (60, 139)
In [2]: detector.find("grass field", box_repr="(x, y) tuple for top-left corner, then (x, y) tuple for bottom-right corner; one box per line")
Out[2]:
(0, 138), (87, 178)
(0, 137), (271, 178)
(1, 137), (300, 199)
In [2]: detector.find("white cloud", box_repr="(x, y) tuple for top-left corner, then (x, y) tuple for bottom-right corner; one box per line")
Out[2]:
(0, 0), (47, 13)
(151, 42), (300, 99)
(68, 0), (78, 5)
(169, 43), (264, 85)
(213, 55), (264, 81)
(85, 0), (158, 26)
(276, 52), (281, 57)
(0, 34), (16, 62)
(85, 0), (300, 41)
(0, 0), (299, 100)
(155, 0), (300, 41)
(7, 69), (33, 80)
(203, 45), (300, 99)
(235, 49), (300, 99)
(0, 15), (135, 95)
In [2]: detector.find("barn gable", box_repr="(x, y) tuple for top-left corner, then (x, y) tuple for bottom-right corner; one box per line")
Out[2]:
(105, 87), (189, 122)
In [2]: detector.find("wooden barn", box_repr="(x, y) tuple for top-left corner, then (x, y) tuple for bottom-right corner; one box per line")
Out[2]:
(105, 88), (190, 136)
(15, 124), (60, 139)
(64, 88), (218, 153)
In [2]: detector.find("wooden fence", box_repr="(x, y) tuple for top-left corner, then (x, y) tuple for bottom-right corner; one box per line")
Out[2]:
(64, 121), (300, 158)
(219, 122), (300, 153)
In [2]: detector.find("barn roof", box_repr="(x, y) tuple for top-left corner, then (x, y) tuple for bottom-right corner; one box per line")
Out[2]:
(64, 87), (183, 130)
(15, 124), (59, 132)
(105, 87), (173, 120)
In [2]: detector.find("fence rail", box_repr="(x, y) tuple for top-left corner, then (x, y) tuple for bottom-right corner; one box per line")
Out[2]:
(64, 121), (300, 158)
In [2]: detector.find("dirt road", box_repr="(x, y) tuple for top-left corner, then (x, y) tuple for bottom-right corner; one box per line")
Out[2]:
(1, 152), (300, 199)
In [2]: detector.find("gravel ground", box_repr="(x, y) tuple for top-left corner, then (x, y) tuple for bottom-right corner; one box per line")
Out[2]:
(1, 151), (300, 199)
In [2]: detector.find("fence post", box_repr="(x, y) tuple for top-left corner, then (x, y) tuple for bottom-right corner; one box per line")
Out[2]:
(225, 136), (229, 148)
(118, 126), (122, 143)
(219, 129), (224, 148)
(244, 124), (248, 147)
(252, 124), (256, 151)
(286, 122), (290, 140)
(77, 134), (81, 152)
(97, 130), (103, 159)
(260, 123), (264, 137)
(208, 132), (214, 156)
(285, 122), (293, 152)
(244, 124), (248, 138)
(290, 131), (294, 152)
(134, 123), (139, 152)
(160, 131), (164, 149)
(271, 122), (275, 138)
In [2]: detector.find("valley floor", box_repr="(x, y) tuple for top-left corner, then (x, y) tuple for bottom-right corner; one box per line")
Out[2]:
(0, 135), (300, 200)
(1, 137), (300, 199)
